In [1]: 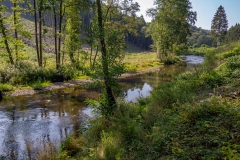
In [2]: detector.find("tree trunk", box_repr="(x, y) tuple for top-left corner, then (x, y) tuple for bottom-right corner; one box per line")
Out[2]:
(57, 0), (63, 69)
(39, 9), (43, 67)
(33, 0), (40, 66)
(0, 14), (14, 65)
(96, 0), (116, 113)
(53, 6), (58, 69)
(93, 46), (98, 68)
(13, 2), (19, 62)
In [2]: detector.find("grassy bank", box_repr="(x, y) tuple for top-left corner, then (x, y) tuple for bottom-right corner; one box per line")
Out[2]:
(37, 41), (240, 160)
(0, 51), (160, 92)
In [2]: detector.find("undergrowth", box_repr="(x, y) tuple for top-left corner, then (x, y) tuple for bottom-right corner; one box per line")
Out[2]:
(0, 61), (85, 90)
(49, 44), (240, 160)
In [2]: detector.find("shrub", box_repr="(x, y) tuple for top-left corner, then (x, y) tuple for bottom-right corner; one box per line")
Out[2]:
(0, 83), (14, 92)
(149, 97), (240, 159)
(216, 55), (240, 79)
(0, 62), (84, 86)
(221, 47), (240, 58)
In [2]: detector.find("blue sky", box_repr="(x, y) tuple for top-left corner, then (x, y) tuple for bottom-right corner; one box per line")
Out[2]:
(136, 0), (240, 30)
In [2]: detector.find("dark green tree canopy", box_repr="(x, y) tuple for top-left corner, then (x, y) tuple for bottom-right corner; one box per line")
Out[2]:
(225, 23), (240, 43)
(211, 5), (228, 46)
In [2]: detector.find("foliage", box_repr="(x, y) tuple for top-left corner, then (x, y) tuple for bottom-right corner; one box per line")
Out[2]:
(127, 15), (153, 51)
(221, 47), (240, 58)
(187, 25), (214, 47)
(0, 62), (84, 86)
(225, 23), (240, 43)
(0, 83), (14, 91)
(150, 97), (240, 159)
(64, 0), (90, 65)
(148, 0), (197, 59)
(188, 45), (216, 56)
(91, 0), (140, 117)
(216, 55), (240, 79)
(211, 5), (228, 46)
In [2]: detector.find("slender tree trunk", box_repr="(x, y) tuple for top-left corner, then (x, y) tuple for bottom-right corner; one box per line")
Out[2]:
(57, 0), (63, 69)
(53, 6), (58, 69)
(33, 0), (40, 66)
(13, 2), (19, 62)
(89, 23), (93, 67)
(96, 0), (116, 112)
(0, 14), (14, 65)
(93, 46), (98, 68)
(39, 9), (43, 67)
(90, 43), (93, 67)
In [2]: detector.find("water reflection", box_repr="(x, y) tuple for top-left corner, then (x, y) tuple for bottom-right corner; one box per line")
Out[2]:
(124, 83), (152, 102)
(0, 90), (94, 159)
(0, 55), (204, 159)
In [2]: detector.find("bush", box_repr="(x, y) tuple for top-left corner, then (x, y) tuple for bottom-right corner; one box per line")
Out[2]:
(150, 69), (223, 110)
(221, 47), (240, 58)
(149, 97), (240, 159)
(0, 62), (84, 86)
(0, 83), (14, 92)
(216, 55), (240, 79)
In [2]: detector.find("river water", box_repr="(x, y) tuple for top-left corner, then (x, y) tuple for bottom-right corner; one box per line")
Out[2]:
(0, 56), (203, 159)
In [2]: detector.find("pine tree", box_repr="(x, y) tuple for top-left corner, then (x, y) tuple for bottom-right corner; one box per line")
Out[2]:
(211, 5), (228, 46)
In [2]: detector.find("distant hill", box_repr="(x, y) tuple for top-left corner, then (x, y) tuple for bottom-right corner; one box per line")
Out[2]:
(187, 25), (214, 47)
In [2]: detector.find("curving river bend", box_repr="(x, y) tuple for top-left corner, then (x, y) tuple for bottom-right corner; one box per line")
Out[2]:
(0, 55), (204, 159)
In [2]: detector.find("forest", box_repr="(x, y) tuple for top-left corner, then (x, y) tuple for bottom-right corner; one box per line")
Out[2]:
(1, 0), (240, 159)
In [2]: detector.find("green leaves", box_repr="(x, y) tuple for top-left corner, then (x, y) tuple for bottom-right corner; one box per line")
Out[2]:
(149, 0), (196, 60)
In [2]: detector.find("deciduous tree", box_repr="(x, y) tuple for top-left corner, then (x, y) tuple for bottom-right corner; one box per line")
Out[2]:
(148, 0), (196, 60)
(94, 0), (139, 116)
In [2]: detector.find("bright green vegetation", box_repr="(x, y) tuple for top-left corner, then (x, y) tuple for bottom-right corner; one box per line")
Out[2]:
(188, 45), (216, 56)
(148, 0), (196, 60)
(124, 52), (162, 72)
(35, 41), (240, 159)
(188, 40), (240, 57)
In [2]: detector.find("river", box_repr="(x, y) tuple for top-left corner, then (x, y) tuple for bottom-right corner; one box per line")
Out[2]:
(0, 55), (204, 159)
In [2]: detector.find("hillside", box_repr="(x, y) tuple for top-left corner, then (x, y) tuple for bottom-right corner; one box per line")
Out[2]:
(187, 25), (214, 47)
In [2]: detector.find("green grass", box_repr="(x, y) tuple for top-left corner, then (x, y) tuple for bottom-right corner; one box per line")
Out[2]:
(31, 81), (51, 90)
(124, 52), (162, 72)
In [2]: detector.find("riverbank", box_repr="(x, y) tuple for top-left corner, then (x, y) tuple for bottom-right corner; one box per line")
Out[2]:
(56, 50), (240, 159)
(2, 65), (163, 97)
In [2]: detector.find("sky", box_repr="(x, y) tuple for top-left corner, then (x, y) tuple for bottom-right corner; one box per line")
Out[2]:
(136, 0), (240, 30)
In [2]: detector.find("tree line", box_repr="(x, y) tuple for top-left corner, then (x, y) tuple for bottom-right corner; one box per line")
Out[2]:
(211, 5), (240, 46)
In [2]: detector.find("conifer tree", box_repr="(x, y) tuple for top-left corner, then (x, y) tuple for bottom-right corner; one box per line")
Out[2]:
(211, 5), (228, 46)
